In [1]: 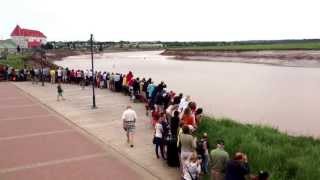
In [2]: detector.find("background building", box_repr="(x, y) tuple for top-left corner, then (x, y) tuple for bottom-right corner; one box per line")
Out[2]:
(11, 25), (46, 49)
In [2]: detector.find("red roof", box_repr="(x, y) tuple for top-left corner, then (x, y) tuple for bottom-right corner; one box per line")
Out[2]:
(11, 25), (46, 38)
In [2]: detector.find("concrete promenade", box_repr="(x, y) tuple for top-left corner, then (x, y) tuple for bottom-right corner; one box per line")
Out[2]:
(11, 82), (179, 180)
(0, 82), (160, 180)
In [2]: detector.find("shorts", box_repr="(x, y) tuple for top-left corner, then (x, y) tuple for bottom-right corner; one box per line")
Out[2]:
(125, 121), (136, 133)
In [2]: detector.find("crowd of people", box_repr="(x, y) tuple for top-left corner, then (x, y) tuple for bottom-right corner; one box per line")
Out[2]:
(2, 65), (270, 180)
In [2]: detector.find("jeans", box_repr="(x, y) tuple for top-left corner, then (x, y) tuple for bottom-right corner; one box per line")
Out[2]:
(154, 137), (164, 158)
(202, 153), (209, 174)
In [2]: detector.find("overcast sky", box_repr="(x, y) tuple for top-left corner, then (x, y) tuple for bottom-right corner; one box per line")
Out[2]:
(1, 0), (319, 41)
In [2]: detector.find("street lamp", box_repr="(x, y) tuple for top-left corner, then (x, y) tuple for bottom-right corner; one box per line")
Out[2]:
(90, 34), (97, 109)
(40, 47), (45, 86)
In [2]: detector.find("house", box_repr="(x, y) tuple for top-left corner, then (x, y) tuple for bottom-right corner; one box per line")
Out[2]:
(11, 25), (47, 49)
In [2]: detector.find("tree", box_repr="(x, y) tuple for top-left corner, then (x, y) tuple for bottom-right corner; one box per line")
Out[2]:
(43, 42), (54, 50)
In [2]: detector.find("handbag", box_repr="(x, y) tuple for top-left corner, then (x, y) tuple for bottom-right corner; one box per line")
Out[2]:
(152, 136), (156, 144)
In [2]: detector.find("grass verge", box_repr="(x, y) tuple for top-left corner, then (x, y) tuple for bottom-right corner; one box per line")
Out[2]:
(196, 117), (320, 180)
(0, 54), (28, 69)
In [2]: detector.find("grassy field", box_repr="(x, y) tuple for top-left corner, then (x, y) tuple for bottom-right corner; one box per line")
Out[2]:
(196, 117), (320, 180)
(167, 42), (320, 51)
(0, 54), (28, 69)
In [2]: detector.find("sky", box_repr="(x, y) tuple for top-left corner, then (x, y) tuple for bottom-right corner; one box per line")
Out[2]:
(1, 0), (320, 42)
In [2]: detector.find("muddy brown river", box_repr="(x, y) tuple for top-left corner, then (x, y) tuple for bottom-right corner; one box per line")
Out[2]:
(55, 51), (320, 137)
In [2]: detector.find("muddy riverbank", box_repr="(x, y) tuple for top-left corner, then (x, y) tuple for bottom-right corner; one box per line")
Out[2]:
(162, 49), (320, 67)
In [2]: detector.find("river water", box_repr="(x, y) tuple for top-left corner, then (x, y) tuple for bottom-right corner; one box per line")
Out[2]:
(55, 51), (320, 137)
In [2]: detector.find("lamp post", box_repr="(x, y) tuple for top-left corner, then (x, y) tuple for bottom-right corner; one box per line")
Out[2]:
(40, 47), (45, 86)
(90, 34), (97, 109)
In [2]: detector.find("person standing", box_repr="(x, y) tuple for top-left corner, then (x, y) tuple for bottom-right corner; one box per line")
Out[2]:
(121, 105), (137, 148)
(80, 70), (85, 90)
(154, 117), (165, 159)
(179, 126), (197, 172)
(196, 133), (210, 174)
(34, 67), (39, 84)
(50, 68), (56, 84)
(57, 68), (62, 83)
(167, 110), (180, 167)
(62, 68), (68, 83)
(225, 152), (250, 180)
(181, 107), (196, 131)
(210, 139), (229, 180)
(30, 68), (35, 84)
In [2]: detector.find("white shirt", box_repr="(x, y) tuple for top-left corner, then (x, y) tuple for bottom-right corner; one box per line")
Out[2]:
(183, 161), (201, 180)
(155, 123), (163, 138)
(178, 97), (189, 112)
(121, 108), (137, 122)
(57, 69), (62, 77)
(114, 74), (120, 81)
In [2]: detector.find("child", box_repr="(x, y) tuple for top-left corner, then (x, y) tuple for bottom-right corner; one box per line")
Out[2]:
(57, 83), (65, 101)
(154, 117), (164, 159)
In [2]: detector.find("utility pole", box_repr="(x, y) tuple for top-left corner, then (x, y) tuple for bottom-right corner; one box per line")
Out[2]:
(41, 48), (45, 86)
(90, 34), (96, 108)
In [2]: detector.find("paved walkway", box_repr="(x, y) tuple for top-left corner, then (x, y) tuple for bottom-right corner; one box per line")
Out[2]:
(12, 82), (180, 180)
(0, 82), (158, 180)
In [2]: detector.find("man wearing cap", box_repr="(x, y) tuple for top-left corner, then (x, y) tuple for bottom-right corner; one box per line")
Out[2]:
(210, 139), (229, 180)
(121, 105), (137, 148)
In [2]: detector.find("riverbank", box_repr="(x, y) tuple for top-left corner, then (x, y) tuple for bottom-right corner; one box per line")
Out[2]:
(162, 49), (320, 67)
(0, 50), (90, 69)
(197, 117), (320, 180)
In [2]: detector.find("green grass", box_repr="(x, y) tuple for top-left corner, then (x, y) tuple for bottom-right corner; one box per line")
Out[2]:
(0, 54), (28, 69)
(168, 42), (320, 51)
(196, 117), (320, 180)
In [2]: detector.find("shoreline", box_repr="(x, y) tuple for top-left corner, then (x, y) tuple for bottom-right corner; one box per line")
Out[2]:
(162, 49), (320, 68)
(49, 49), (320, 68)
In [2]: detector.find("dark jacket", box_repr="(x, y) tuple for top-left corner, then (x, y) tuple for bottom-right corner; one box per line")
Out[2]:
(225, 160), (250, 180)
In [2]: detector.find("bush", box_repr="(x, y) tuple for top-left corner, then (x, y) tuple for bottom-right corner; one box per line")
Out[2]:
(0, 54), (29, 69)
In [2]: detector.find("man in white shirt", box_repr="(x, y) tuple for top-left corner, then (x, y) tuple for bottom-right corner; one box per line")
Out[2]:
(57, 68), (62, 82)
(121, 105), (137, 148)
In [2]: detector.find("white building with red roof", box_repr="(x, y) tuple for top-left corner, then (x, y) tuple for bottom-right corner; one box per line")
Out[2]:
(10, 25), (47, 49)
